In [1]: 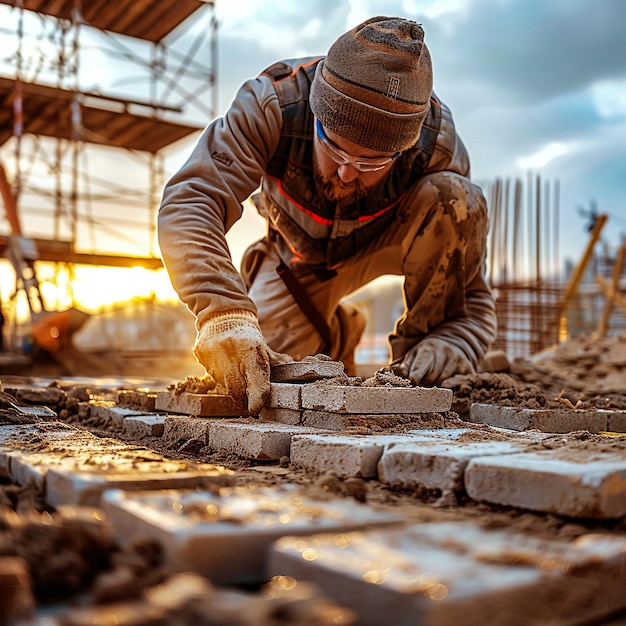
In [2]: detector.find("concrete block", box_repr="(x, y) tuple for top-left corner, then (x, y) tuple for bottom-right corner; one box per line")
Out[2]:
(465, 449), (626, 519)
(301, 384), (452, 414)
(271, 359), (345, 382)
(102, 486), (401, 586)
(265, 383), (302, 410)
(378, 440), (526, 493)
(208, 422), (324, 461)
(155, 391), (245, 417)
(46, 461), (235, 507)
(468, 403), (611, 433)
(259, 406), (302, 426)
(290, 434), (411, 478)
(162, 416), (213, 446)
(268, 521), (626, 626)
(123, 415), (166, 438)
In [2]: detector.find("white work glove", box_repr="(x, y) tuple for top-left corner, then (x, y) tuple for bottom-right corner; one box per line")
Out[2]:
(391, 337), (474, 386)
(193, 310), (291, 414)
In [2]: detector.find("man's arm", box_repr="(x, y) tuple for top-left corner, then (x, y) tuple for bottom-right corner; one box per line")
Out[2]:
(158, 75), (282, 326)
(157, 74), (289, 411)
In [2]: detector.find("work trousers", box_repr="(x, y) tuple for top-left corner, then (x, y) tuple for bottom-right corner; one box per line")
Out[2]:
(242, 172), (493, 372)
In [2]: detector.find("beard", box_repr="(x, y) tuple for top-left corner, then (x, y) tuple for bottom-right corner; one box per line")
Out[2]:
(314, 166), (370, 204)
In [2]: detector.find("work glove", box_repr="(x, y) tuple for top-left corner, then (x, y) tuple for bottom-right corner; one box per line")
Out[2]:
(391, 337), (474, 386)
(193, 310), (292, 414)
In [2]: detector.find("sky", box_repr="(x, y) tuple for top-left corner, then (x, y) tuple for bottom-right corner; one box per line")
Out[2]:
(197, 0), (626, 273)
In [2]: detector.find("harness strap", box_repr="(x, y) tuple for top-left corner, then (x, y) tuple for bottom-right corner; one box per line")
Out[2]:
(276, 261), (332, 349)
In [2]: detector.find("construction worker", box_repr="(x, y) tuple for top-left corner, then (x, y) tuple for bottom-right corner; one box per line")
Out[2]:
(158, 16), (497, 413)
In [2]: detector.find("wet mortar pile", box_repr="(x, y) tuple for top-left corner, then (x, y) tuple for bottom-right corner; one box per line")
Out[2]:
(1, 336), (626, 625)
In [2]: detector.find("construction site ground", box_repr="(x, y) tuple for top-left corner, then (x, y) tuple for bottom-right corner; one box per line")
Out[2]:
(1, 333), (626, 625)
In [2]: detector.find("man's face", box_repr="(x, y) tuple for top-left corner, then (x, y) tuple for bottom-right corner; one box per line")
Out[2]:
(313, 119), (399, 204)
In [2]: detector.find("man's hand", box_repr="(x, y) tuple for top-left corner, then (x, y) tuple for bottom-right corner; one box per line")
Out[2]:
(193, 310), (292, 414)
(391, 337), (474, 386)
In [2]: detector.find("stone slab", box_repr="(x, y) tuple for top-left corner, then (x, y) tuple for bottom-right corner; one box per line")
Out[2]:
(155, 391), (245, 417)
(123, 415), (166, 438)
(468, 403), (612, 433)
(271, 359), (345, 382)
(300, 384), (452, 414)
(268, 521), (626, 626)
(102, 486), (402, 586)
(465, 448), (626, 519)
(378, 439), (527, 493)
(208, 422), (325, 461)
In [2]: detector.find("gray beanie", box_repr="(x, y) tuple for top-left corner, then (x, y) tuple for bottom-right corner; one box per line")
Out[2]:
(310, 16), (433, 153)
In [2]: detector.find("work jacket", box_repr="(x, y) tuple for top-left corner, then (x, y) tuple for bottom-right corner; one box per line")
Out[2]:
(158, 56), (473, 329)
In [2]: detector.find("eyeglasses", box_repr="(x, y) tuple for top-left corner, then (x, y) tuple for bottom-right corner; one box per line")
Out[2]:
(315, 119), (400, 172)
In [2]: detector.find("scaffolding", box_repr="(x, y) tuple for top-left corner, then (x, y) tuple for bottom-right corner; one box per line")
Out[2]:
(0, 0), (216, 277)
(0, 0), (217, 367)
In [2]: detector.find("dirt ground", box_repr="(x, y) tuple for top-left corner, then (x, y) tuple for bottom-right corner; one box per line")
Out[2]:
(1, 332), (626, 624)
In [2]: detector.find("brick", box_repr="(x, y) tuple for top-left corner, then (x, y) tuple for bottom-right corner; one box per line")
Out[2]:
(291, 434), (410, 478)
(265, 383), (302, 410)
(259, 406), (302, 425)
(162, 416), (213, 446)
(271, 359), (345, 382)
(102, 486), (401, 586)
(468, 403), (610, 433)
(155, 391), (245, 417)
(465, 448), (626, 519)
(123, 415), (166, 438)
(301, 410), (447, 432)
(46, 461), (235, 507)
(301, 384), (452, 414)
(208, 421), (324, 461)
(268, 522), (626, 626)
(378, 440), (527, 493)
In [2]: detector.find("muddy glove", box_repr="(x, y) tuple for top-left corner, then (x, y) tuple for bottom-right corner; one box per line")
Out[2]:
(391, 337), (474, 386)
(193, 310), (291, 414)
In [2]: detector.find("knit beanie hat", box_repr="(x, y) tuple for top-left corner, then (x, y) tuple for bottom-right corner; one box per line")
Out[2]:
(310, 16), (433, 153)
